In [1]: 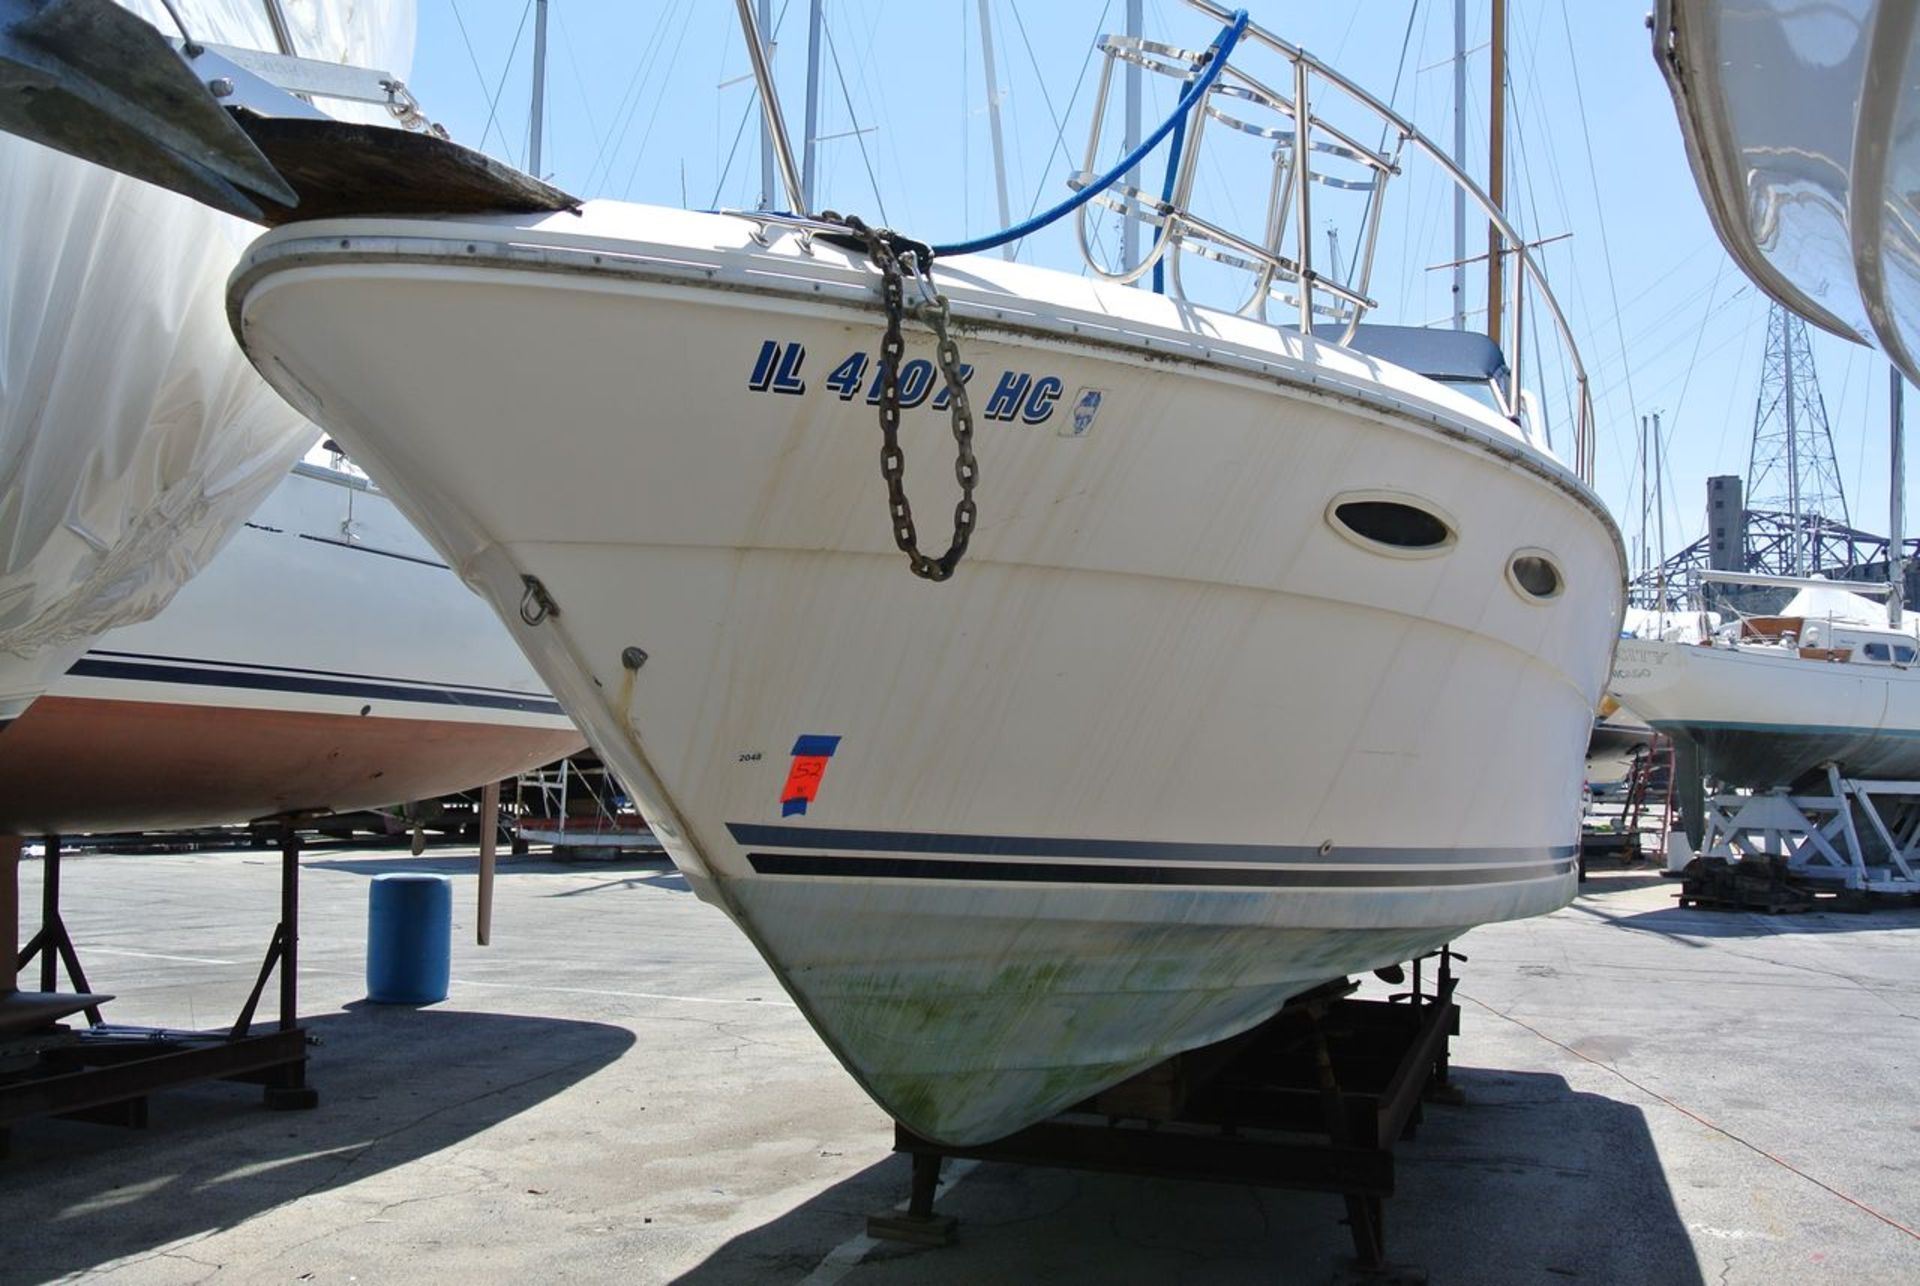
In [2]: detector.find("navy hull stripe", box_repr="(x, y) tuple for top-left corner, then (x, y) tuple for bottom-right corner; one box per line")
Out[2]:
(746, 852), (1575, 887)
(728, 822), (1575, 867)
(86, 648), (542, 700)
(67, 657), (567, 717)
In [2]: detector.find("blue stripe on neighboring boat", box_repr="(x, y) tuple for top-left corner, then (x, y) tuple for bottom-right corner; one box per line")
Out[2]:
(745, 852), (1574, 887)
(86, 648), (541, 699)
(727, 821), (1575, 867)
(66, 656), (567, 717)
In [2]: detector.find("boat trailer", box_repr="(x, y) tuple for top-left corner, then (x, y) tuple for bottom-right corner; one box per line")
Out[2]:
(1690, 764), (1920, 906)
(0, 825), (316, 1154)
(872, 949), (1463, 1281)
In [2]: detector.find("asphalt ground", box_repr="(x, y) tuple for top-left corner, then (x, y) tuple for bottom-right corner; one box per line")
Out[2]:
(2, 847), (1916, 1284)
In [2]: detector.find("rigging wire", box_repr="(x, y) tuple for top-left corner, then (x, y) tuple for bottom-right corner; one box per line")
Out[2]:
(581, 0), (688, 195)
(707, 0), (795, 210)
(1346, 1), (1419, 287)
(477, 0), (535, 167)
(1003, 0), (1112, 255)
(1556, 0), (1639, 484)
(838, 0), (918, 230)
(961, 0), (971, 241)
(1506, 0), (1576, 444)
(1656, 255), (1727, 549)
(618, 2), (705, 199)
(444, 0), (507, 152)
(820, 13), (890, 224)
(552, 4), (607, 163)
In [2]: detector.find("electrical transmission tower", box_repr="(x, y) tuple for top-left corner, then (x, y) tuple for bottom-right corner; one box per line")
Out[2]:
(1746, 301), (1850, 574)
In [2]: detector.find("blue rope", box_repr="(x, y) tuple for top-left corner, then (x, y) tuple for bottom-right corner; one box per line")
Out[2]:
(1150, 110), (1188, 294)
(930, 9), (1249, 259)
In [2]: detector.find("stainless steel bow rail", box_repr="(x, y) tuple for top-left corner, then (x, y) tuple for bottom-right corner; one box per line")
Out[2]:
(1080, 0), (1595, 484)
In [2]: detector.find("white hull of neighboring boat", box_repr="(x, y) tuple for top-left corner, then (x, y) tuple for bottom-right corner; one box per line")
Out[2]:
(1653, 0), (1920, 381)
(0, 462), (582, 835)
(231, 204), (1625, 1144)
(1612, 637), (1920, 788)
(0, 1), (415, 723)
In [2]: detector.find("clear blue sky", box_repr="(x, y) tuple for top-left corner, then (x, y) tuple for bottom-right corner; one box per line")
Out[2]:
(399, 1), (1905, 573)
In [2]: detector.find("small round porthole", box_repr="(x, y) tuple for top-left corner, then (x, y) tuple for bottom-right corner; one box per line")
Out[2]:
(1507, 550), (1564, 601)
(1327, 492), (1456, 558)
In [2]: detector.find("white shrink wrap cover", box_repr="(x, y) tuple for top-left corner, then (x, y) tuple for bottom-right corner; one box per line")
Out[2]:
(0, 0), (415, 720)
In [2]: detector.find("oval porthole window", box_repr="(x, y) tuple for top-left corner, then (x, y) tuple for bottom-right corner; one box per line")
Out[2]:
(1508, 551), (1564, 601)
(1327, 493), (1456, 557)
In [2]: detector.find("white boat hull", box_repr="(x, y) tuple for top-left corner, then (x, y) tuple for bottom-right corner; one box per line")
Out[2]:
(0, 463), (581, 835)
(231, 204), (1625, 1143)
(1654, 0), (1920, 381)
(1613, 637), (1920, 787)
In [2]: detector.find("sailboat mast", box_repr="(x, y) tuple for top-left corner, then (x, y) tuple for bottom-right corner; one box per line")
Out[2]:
(733, 0), (806, 213)
(1121, 0), (1143, 274)
(975, 0), (1015, 260)
(1451, 0), (1466, 330)
(1638, 414), (1649, 578)
(802, 0), (823, 212)
(1893, 366), (1907, 628)
(758, 0), (774, 210)
(1654, 410), (1666, 597)
(529, 0), (548, 178)
(1485, 0), (1506, 344)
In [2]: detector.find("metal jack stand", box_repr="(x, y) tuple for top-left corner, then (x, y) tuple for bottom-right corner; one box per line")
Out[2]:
(14, 836), (104, 1024)
(0, 823), (317, 1149)
(1694, 765), (1920, 904)
(874, 948), (1461, 1282)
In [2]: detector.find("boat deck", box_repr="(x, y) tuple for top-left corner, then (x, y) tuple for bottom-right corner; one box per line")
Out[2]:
(0, 848), (1915, 1283)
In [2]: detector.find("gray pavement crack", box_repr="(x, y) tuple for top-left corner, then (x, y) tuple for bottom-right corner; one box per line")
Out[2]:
(1459, 989), (1920, 1248)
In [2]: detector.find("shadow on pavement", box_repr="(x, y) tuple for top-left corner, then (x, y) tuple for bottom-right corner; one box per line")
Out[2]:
(1577, 870), (1680, 895)
(0, 1008), (635, 1279)
(1605, 899), (1920, 938)
(673, 1067), (1703, 1285)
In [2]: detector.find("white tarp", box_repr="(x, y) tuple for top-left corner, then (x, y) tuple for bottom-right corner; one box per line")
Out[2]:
(1778, 583), (1920, 631)
(1621, 606), (1721, 644)
(0, 0), (415, 719)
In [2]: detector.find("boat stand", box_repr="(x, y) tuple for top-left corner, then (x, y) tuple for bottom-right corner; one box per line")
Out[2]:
(0, 825), (317, 1155)
(872, 950), (1462, 1281)
(1697, 764), (1920, 901)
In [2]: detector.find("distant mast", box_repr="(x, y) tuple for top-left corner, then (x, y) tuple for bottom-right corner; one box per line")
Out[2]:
(1121, 0), (1143, 278)
(1893, 366), (1907, 628)
(1450, 0), (1466, 330)
(758, 0), (775, 210)
(1486, 0), (1506, 344)
(529, 0), (548, 178)
(802, 0), (823, 212)
(975, 0), (1015, 260)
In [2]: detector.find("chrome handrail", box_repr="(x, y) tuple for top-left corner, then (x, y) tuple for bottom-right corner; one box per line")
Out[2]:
(1077, 1), (1594, 483)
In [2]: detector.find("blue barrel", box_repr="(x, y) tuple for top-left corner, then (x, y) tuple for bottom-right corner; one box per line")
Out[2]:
(366, 873), (453, 1004)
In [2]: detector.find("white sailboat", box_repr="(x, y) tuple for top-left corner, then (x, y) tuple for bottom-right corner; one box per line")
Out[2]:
(0, 457), (583, 835)
(1613, 575), (1920, 789)
(1649, 1), (1920, 801)
(224, 5), (1624, 1144)
(0, 0), (417, 725)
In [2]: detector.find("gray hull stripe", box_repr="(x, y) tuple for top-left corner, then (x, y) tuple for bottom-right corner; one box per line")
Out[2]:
(727, 822), (1577, 868)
